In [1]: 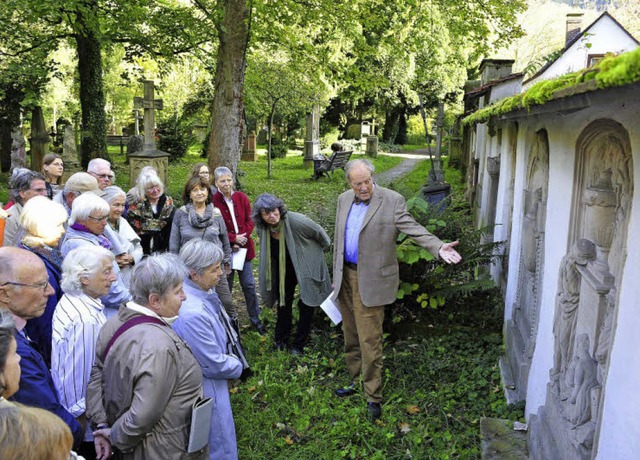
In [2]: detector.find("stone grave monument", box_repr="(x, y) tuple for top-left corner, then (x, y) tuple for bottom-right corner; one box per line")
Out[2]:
(241, 131), (257, 161)
(129, 80), (170, 188)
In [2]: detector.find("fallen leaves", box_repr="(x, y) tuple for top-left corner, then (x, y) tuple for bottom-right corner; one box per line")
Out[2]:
(405, 405), (421, 415)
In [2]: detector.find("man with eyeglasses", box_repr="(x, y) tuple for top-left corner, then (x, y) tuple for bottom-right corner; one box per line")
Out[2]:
(0, 247), (83, 449)
(2, 170), (48, 247)
(87, 158), (115, 190)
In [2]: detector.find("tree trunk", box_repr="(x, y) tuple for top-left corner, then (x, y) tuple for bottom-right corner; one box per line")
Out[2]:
(0, 89), (21, 172)
(382, 106), (401, 144)
(75, 17), (108, 168)
(207, 0), (250, 178)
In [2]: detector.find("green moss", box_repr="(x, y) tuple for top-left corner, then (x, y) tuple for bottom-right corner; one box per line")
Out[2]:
(463, 47), (640, 125)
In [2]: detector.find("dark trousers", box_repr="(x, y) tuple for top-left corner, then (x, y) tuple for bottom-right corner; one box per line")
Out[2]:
(272, 261), (314, 349)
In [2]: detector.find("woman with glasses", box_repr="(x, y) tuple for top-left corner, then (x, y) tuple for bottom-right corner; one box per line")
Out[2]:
(61, 193), (131, 318)
(252, 194), (332, 354)
(169, 175), (237, 323)
(17, 196), (68, 367)
(127, 169), (175, 254)
(41, 154), (65, 199)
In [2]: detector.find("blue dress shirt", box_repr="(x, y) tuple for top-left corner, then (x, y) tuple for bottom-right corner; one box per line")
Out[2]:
(344, 201), (369, 264)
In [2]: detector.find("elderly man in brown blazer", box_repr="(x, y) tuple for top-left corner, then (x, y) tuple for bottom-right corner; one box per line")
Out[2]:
(333, 158), (461, 420)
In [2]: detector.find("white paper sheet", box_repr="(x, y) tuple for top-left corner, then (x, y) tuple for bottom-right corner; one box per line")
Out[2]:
(231, 248), (247, 271)
(320, 291), (342, 325)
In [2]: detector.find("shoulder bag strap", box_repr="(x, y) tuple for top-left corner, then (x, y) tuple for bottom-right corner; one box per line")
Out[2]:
(102, 315), (166, 361)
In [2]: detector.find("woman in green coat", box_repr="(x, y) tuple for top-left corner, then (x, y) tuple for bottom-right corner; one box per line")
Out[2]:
(253, 193), (332, 354)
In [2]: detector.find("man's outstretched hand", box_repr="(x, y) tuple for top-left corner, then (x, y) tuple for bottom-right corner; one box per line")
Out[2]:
(438, 241), (462, 264)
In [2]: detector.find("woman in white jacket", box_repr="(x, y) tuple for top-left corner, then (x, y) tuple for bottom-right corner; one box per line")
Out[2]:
(102, 186), (143, 287)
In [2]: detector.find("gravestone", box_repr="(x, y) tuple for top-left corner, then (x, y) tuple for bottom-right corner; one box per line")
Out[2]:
(61, 125), (81, 178)
(257, 128), (268, 144)
(127, 135), (144, 155)
(529, 119), (633, 460)
(10, 128), (27, 172)
(366, 135), (378, 158)
(504, 129), (549, 403)
(129, 80), (170, 188)
(29, 106), (50, 172)
(241, 131), (257, 161)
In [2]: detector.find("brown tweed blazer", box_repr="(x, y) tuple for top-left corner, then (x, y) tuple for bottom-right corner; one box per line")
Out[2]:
(333, 185), (443, 307)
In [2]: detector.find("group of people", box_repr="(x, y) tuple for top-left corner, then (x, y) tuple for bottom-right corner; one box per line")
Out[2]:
(0, 155), (462, 459)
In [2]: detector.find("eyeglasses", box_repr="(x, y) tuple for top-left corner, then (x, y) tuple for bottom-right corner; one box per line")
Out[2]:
(1, 280), (50, 293)
(29, 187), (47, 193)
(95, 174), (114, 180)
(50, 162), (64, 167)
(88, 215), (109, 222)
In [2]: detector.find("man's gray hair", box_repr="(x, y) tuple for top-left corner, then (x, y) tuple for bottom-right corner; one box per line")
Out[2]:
(129, 253), (188, 305)
(60, 246), (115, 296)
(87, 158), (111, 173)
(180, 239), (224, 276)
(69, 193), (110, 225)
(345, 159), (375, 181)
(214, 166), (233, 181)
(9, 170), (45, 204)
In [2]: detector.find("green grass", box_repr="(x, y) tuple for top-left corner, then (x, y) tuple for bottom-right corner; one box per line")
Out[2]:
(233, 291), (522, 459)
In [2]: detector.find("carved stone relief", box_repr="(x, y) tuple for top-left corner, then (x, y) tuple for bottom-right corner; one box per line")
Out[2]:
(504, 129), (549, 402)
(530, 119), (633, 459)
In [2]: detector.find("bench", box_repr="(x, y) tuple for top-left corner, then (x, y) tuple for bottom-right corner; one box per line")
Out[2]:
(313, 150), (353, 180)
(106, 135), (130, 155)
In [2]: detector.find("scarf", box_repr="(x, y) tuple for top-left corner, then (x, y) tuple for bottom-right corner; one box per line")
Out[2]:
(20, 238), (64, 270)
(70, 222), (112, 250)
(186, 203), (214, 229)
(265, 220), (286, 306)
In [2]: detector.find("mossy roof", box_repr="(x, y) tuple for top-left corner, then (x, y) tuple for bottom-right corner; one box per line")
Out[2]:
(462, 47), (640, 126)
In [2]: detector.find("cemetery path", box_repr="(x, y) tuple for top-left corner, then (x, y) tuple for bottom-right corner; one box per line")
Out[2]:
(374, 155), (427, 186)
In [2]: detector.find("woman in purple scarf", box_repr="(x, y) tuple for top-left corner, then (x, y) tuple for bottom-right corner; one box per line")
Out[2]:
(60, 193), (131, 319)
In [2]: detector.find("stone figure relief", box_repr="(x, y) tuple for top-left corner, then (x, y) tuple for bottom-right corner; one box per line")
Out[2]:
(551, 239), (596, 399)
(514, 129), (549, 351)
(541, 119), (633, 458)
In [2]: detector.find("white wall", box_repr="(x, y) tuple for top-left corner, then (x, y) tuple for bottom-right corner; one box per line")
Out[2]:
(524, 15), (638, 90)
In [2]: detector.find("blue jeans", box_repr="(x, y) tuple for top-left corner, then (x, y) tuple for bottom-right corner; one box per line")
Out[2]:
(228, 260), (262, 326)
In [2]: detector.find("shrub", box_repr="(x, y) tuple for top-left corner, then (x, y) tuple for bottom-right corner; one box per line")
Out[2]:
(157, 118), (193, 162)
(268, 135), (288, 158)
(395, 195), (504, 313)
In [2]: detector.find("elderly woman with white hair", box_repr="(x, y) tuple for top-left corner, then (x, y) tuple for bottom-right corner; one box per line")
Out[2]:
(212, 166), (265, 335)
(102, 186), (143, 286)
(174, 239), (248, 460)
(61, 193), (131, 318)
(51, 246), (116, 457)
(86, 253), (206, 460)
(127, 169), (175, 254)
(18, 195), (68, 367)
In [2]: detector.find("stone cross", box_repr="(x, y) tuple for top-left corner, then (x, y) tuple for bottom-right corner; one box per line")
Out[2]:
(133, 80), (163, 151)
(133, 109), (144, 135)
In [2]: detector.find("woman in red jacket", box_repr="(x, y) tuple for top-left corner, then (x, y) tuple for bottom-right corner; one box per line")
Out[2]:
(211, 167), (266, 335)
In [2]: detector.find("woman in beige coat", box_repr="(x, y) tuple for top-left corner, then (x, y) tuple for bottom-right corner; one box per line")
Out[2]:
(86, 253), (206, 460)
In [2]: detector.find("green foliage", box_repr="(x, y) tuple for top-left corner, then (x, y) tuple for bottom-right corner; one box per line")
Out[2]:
(268, 136), (288, 159)
(394, 195), (504, 314)
(157, 117), (194, 162)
